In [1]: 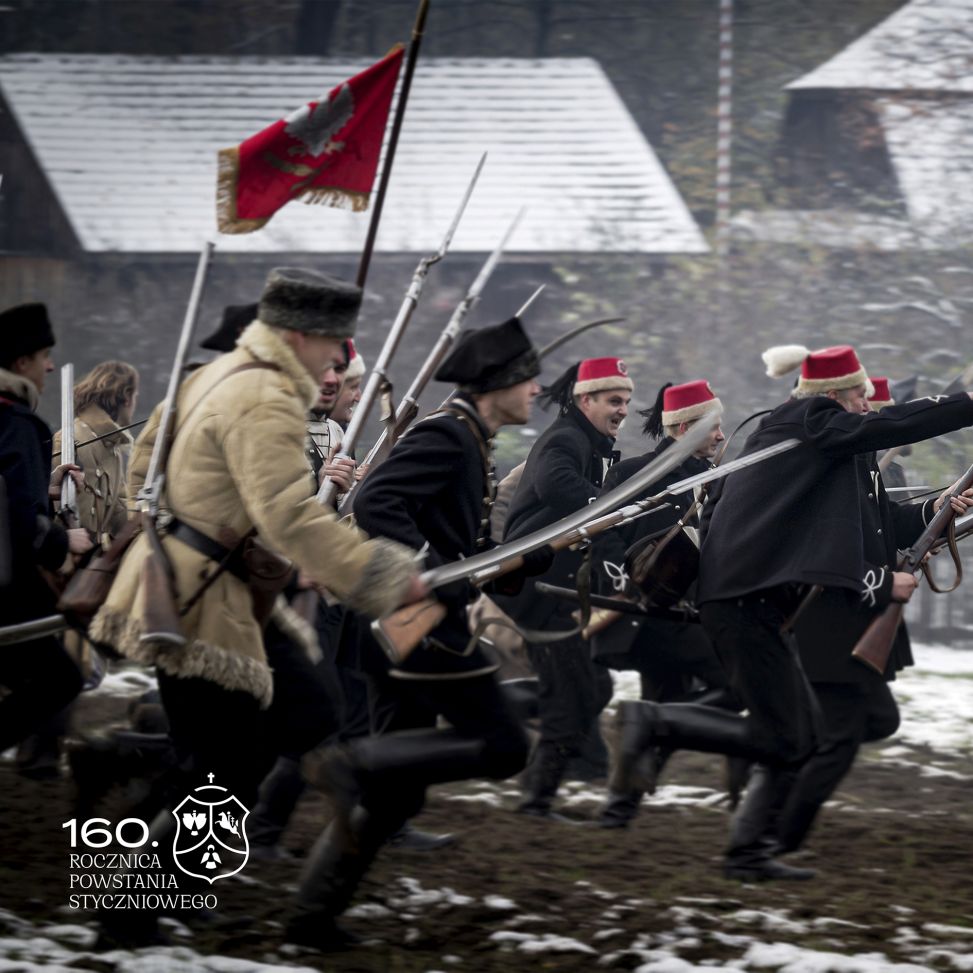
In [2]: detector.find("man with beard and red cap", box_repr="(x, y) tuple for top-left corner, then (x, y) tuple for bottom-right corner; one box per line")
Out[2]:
(495, 357), (634, 821)
(614, 344), (973, 881)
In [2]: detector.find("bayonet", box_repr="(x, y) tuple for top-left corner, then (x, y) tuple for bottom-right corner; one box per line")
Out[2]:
(338, 202), (520, 510)
(319, 155), (486, 507)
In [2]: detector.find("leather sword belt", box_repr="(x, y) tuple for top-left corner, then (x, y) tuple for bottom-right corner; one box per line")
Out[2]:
(167, 519), (249, 583)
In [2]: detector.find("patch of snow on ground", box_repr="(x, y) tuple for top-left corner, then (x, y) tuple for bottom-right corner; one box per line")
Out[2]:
(742, 941), (934, 973)
(892, 644), (973, 754)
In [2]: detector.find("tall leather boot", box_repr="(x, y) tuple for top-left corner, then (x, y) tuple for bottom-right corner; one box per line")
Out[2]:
(724, 765), (814, 881)
(287, 807), (390, 951)
(516, 739), (572, 819)
(597, 746), (672, 828)
(249, 756), (306, 860)
(500, 678), (540, 722)
(614, 700), (758, 794)
(305, 728), (493, 814)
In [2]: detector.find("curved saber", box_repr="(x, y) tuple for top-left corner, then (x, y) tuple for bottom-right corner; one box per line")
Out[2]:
(421, 427), (800, 591)
(422, 410), (718, 589)
(539, 317), (625, 359)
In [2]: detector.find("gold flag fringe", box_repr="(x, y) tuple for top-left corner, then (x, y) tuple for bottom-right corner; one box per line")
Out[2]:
(216, 146), (269, 235)
(217, 145), (370, 235)
(300, 187), (370, 211)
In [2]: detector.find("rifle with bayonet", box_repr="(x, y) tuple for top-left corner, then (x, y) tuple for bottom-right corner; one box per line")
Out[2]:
(58, 364), (80, 531)
(317, 154), (486, 508)
(338, 205), (524, 511)
(852, 460), (973, 674)
(371, 415), (802, 664)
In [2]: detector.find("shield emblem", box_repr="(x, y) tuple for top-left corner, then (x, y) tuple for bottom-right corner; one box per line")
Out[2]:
(172, 791), (250, 884)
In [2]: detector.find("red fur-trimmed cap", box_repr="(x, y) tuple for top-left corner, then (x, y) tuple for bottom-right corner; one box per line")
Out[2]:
(573, 357), (634, 396)
(344, 338), (365, 379)
(661, 380), (721, 426)
(868, 376), (893, 410)
(762, 344), (873, 396)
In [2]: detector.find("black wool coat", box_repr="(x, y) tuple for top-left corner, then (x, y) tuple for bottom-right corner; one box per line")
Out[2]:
(349, 397), (495, 675)
(497, 403), (617, 630)
(0, 388), (68, 625)
(795, 452), (927, 684)
(697, 393), (973, 605)
(590, 437), (711, 668)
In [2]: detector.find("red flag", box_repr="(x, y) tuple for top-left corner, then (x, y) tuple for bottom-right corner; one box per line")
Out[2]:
(217, 46), (404, 234)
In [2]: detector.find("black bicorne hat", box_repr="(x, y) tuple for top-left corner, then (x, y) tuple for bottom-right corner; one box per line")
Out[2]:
(199, 303), (258, 352)
(435, 317), (540, 394)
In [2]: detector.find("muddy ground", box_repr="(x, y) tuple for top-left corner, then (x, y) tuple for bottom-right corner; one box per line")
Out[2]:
(1, 679), (973, 972)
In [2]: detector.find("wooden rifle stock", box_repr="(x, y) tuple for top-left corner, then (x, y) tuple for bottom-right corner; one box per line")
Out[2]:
(851, 601), (905, 674)
(371, 598), (447, 665)
(852, 459), (973, 673)
(139, 514), (185, 648)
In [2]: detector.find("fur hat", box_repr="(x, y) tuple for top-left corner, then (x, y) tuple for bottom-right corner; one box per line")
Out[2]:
(344, 339), (365, 380)
(200, 302), (258, 352)
(762, 344), (874, 397)
(573, 357), (634, 396)
(662, 380), (722, 426)
(258, 268), (362, 338)
(435, 317), (540, 394)
(868, 376), (894, 410)
(0, 303), (55, 369)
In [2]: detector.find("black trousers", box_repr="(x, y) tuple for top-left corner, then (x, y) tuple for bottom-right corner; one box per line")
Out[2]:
(360, 670), (530, 826)
(0, 635), (83, 753)
(156, 672), (271, 808)
(527, 625), (613, 755)
(776, 676), (899, 853)
(700, 596), (818, 768)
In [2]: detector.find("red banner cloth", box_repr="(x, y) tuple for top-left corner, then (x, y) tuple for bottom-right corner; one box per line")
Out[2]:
(217, 46), (404, 234)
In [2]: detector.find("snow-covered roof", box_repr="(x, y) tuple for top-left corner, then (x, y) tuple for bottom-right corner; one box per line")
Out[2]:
(0, 53), (707, 255)
(878, 97), (973, 241)
(787, 0), (973, 93)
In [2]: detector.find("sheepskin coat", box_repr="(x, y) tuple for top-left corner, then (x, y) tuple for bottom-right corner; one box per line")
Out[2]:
(53, 405), (132, 543)
(89, 321), (415, 706)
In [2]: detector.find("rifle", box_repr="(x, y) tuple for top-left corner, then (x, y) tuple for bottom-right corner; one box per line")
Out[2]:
(317, 154), (486, 507)
(136, 241), (215, 647)
(852, 460), (973, 673)
(372, 419), (802, 663)
(338, 207), (524, 511)
(58, 364), (80, 530)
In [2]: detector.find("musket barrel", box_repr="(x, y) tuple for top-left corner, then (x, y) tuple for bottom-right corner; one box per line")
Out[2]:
(59, 364), (76, 514)
(139, 241), (215, 515)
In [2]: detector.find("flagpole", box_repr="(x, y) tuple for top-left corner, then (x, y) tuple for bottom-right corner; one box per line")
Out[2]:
(356, 0), (431, 289)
